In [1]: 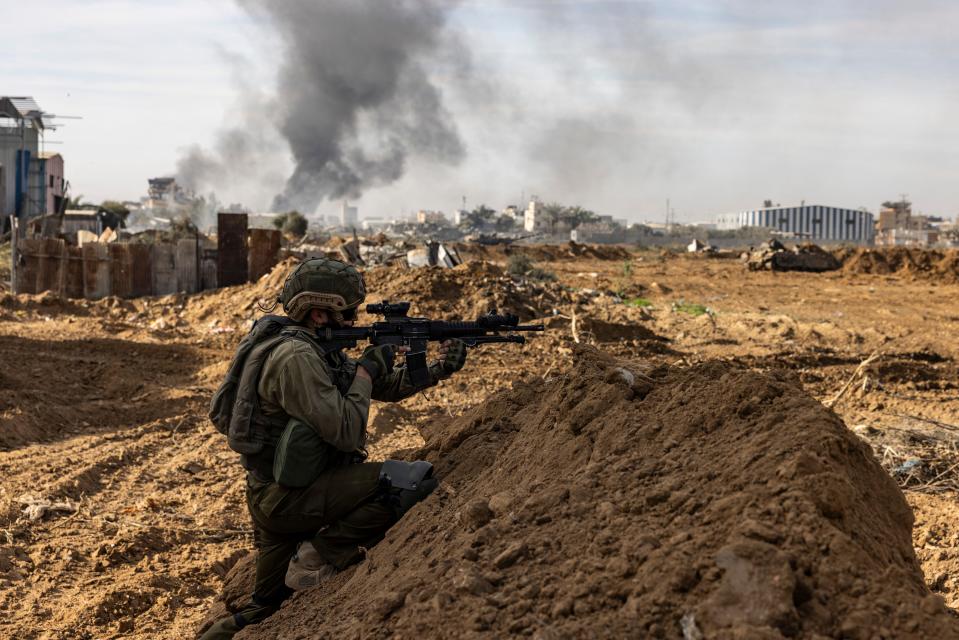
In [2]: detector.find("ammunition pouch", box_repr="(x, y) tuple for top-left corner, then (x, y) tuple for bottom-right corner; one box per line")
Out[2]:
(272, 419), (351, 489)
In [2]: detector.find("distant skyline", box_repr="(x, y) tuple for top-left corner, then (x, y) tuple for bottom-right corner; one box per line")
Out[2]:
(4, 0), (958, 222)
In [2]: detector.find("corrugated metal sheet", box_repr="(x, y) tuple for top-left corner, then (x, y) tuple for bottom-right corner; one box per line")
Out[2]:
(248, 228), (281, 282)
(6, 97), (41, 116)
(217, 213), (249, 287)
(0, 97), (48, 130)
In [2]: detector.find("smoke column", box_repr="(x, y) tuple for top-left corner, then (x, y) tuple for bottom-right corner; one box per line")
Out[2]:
(178, 0), (465, 214)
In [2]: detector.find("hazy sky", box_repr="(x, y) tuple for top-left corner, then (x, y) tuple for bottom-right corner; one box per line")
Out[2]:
(4, 0), (958, 222)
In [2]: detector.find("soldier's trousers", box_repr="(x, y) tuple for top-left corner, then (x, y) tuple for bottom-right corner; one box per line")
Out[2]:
(198, 462), (394, 640)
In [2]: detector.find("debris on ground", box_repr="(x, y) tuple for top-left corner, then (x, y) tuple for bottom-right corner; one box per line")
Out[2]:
(16, 494), (78, 522)
(405, 242), (462, 268)
(2, 246), (959, 638)
(743, 240), (841, 272)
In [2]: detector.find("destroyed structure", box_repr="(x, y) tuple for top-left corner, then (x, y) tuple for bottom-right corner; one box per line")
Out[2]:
(742, 239), (841, 272)
(11, 212), (281, 299)
(875, 199), (951, 247)
(0, 96), (63, 231)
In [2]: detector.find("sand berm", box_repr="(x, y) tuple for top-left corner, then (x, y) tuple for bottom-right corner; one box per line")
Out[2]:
(202, 346), (957, 639)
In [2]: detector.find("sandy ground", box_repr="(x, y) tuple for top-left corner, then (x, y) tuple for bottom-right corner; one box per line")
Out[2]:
(0, 249), (957, 638)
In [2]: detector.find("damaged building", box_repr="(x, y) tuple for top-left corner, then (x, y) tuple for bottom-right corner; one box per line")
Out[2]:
(1, 96), (60, 230)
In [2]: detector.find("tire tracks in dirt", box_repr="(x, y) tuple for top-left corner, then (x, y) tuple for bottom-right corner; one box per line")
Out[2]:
(0, 323), (248, 639)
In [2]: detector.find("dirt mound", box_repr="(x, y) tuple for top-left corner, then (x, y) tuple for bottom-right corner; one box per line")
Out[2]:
(178, 257), (299, 327)
(363, 261), (575, 320)
(141, 258), (574, 332)
(839, 247), (959, 282)
(456, 241), (632, 263)
(212, 347), (955, 639)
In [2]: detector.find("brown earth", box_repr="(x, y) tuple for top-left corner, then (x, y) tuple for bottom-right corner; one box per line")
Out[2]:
(0, 246), (958, 639)
(835, 246), (959, 282)
(222, 347), (955, 639)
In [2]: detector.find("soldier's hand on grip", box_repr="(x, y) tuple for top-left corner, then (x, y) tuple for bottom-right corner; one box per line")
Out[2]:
(358, 344), (397, 381)
(435, 339), (467, 378)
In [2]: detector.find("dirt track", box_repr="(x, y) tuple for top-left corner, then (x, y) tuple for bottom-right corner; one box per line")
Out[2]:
(1, 248), (958, 638)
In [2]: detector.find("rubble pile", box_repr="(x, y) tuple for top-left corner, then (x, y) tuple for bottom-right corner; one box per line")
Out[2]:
(743, 240), (841, 272)
(838, 247), (959, 282)
(457, 241), (632, 263)
(363, 261), (576, 321)
(211, 347), (956, 639)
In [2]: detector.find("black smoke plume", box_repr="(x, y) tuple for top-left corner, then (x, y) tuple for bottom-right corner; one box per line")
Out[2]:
(178, 0), (465, 214)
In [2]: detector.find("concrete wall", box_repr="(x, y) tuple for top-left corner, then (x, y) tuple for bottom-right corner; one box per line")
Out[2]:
(41, 154), (64, 214)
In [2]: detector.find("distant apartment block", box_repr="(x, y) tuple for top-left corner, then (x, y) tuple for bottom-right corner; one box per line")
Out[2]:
(875, 200), (942, 246)
(340, 200), (358, 228)
(524, 200), (551, 233)
(416, 210), (446, 225)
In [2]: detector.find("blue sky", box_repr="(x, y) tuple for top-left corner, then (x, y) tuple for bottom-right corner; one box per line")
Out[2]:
(3, 0), (957, 221)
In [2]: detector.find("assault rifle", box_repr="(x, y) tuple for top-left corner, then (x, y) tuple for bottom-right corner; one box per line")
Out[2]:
(316, 301), (545, 388)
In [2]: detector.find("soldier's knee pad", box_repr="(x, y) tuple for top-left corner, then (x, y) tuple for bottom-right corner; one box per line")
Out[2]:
(378, 460), (438, 517)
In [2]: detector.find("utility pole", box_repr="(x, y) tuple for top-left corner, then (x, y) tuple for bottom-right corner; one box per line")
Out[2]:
(899, 193), (909, 226)
(9, 215), (18, 294)
(665, 198), (670, 232)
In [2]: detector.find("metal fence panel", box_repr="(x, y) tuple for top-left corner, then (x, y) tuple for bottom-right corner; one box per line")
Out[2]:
(248, 228), (281, 282)
(129, 244), (153, 298)
(15, 237), (65, 294)
(82, 243), (111, 299)
(152, 243), (177, 296)
(175, 238), (199, 294)
(217, 213), (248, 287)
(110, 244), (133, 298)
(64, 245), (84, 298)
(201, 248), (218, 291)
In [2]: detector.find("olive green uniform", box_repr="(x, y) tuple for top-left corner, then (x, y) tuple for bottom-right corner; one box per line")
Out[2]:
(200, 327), (440, 640)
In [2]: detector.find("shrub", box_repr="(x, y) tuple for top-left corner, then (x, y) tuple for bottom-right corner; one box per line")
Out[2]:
(506, 254), (534, 277)
(672, 301), (711, 317)
(506, 254), (555, 281)
(274, 211), (308, 236)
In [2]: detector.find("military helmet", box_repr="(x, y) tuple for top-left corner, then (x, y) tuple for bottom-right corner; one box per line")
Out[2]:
(280, 258), (366, 322)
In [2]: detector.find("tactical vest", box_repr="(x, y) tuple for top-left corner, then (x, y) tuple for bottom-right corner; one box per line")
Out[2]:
(209, 315), (355, 480)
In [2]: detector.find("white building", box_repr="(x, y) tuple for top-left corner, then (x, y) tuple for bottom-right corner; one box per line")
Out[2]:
(361, 217), (390, 232)
(524, 200), (551, 233)
(717, 204), (874, 244)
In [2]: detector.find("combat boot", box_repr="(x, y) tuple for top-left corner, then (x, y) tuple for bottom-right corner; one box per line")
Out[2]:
(285, 541), (337, 591)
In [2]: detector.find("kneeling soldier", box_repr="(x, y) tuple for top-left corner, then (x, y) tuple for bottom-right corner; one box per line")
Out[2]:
(200, 258), (467, 639)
